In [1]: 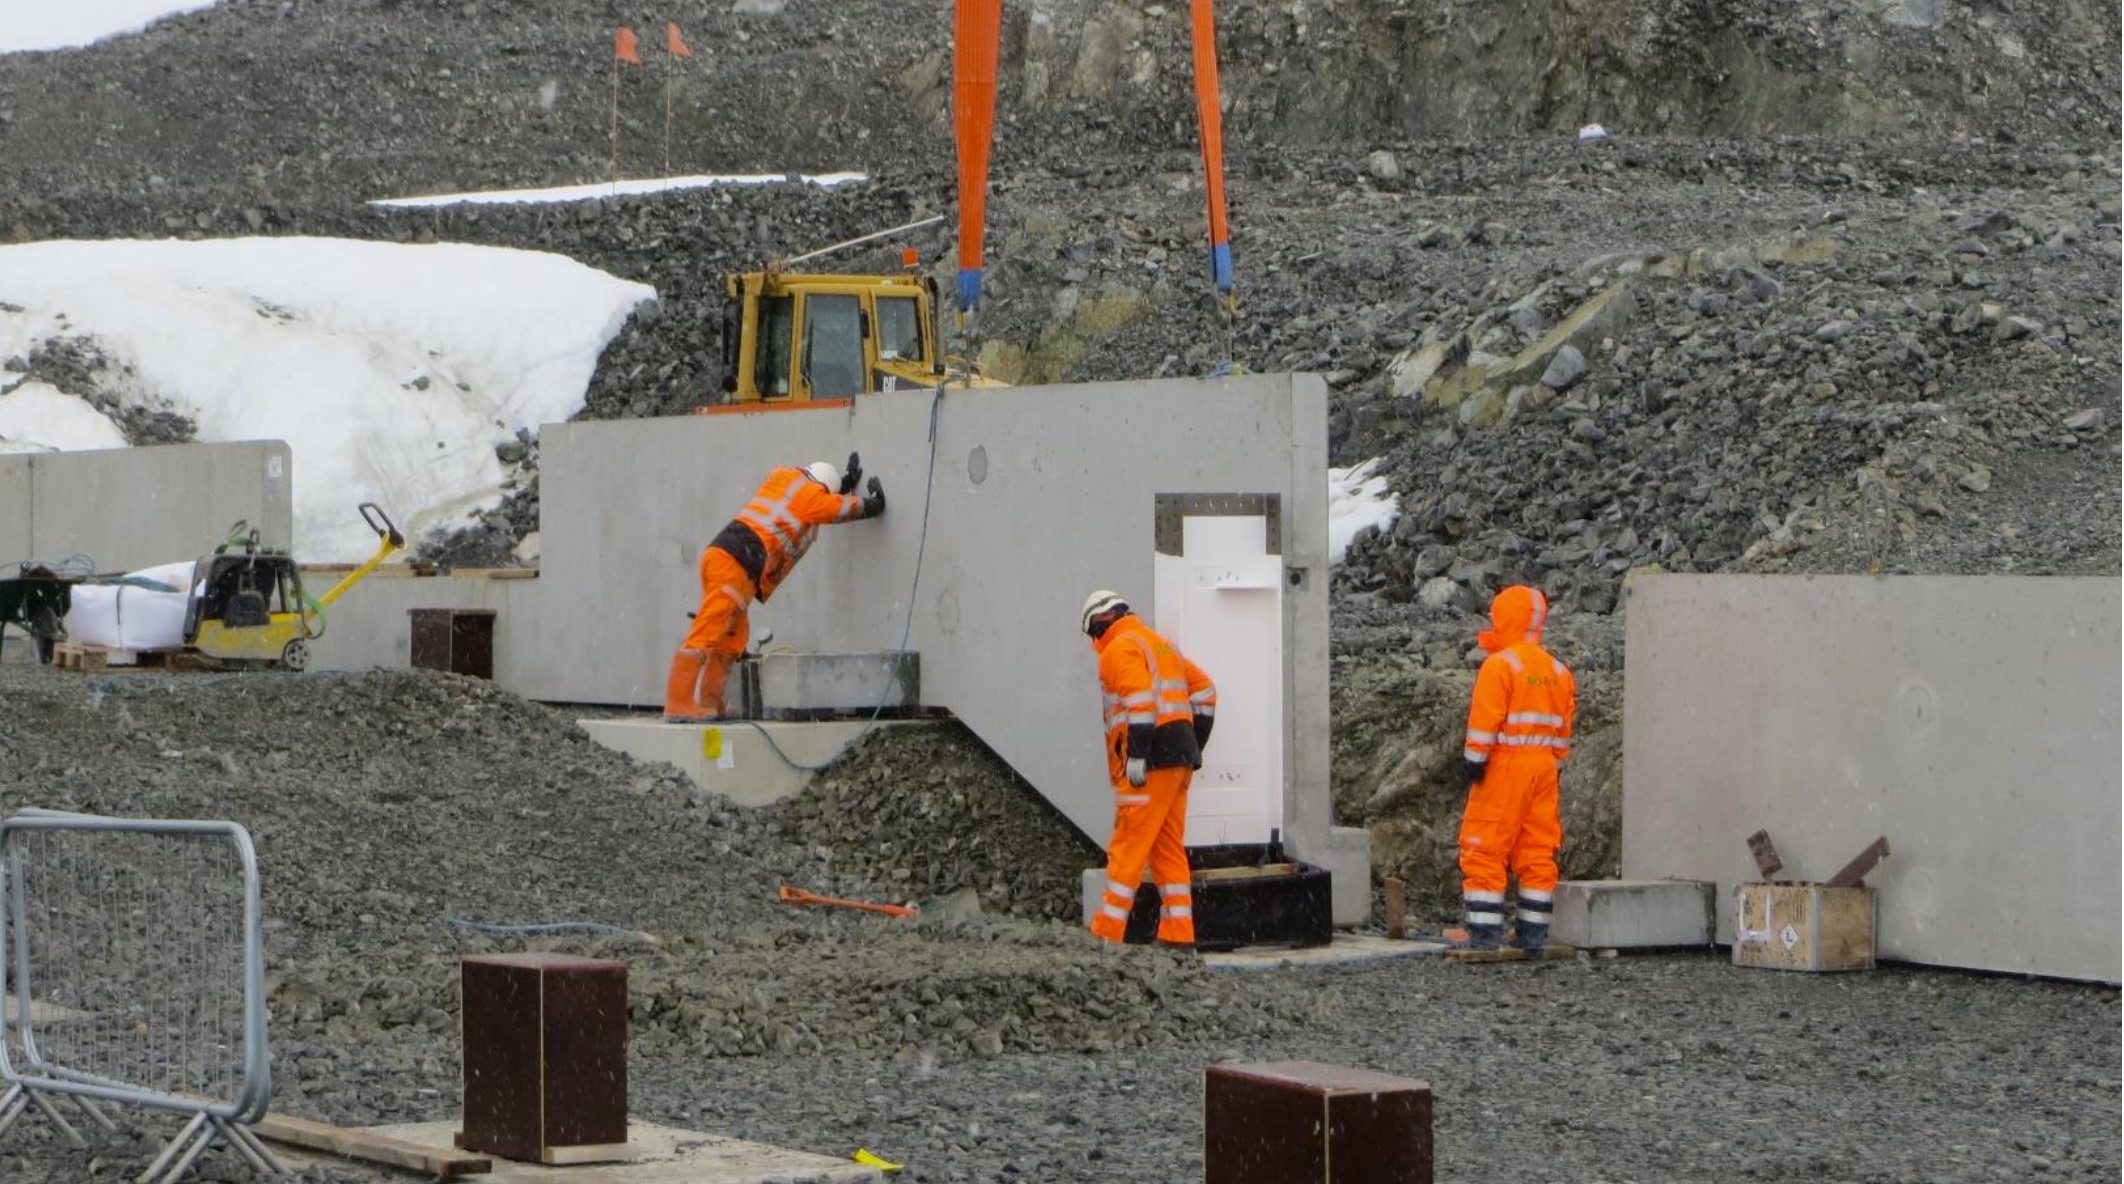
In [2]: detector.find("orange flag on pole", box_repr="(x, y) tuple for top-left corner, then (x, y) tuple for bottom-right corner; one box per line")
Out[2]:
(667, 22), (692, 57)
(615, 27), (641, 65)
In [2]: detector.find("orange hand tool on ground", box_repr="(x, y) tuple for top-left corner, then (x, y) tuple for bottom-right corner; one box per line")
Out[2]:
(777, 885), (919, 918)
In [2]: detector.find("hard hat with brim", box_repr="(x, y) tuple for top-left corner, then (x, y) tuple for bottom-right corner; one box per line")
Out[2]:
(1080, 589), (1129, 634)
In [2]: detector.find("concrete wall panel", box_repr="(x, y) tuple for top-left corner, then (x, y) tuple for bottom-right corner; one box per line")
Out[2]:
(1623, 574), (2120, 982)
(535, 375), (1335, 863)
(1, 442), (293, 573)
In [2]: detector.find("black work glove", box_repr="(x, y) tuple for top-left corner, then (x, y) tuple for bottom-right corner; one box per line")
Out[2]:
(1463, 758), (1487, 788)
(861, 476), (886, 519)
(839, 451), (862, 495)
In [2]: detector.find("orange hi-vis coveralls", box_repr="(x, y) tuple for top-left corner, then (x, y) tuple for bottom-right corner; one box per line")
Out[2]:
(1459, 585), (1577, 946)
(663, 467), (870, 720)
(1088, 614), (1217, 945)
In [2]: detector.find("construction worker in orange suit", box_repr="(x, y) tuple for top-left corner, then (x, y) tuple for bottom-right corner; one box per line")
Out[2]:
(1458, 584), (1577, 950)
(1081, 590), (1217, 946)
(663, 454), (885, 721)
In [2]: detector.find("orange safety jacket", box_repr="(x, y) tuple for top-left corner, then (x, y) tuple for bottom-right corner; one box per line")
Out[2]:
(1094, 614), (1216, 785)
(709, 467), (868, 602)
(1464, 586), (1577, 766)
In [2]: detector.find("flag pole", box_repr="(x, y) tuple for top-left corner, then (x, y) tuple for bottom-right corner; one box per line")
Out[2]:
(663, 75), (673, 175)
(609, 47), (621, 187)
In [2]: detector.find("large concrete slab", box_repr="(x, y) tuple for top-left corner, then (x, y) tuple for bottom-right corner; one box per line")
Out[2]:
(532, 375), (1363, 912)
(278, 1120), (879, 1183)
(1624, 574), (2121, 982)
(0, 442), (293, 572)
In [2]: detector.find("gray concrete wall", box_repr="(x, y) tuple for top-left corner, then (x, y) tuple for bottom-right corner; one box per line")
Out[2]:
(0, 442), (293, 573)
(533, 375), (1347, 881)
(1623, 574), (2121, 983)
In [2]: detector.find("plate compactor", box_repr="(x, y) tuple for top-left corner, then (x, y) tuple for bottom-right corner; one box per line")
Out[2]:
(183, 503), (403, 670)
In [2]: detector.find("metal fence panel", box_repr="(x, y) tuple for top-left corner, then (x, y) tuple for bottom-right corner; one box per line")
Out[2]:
(0, 811), (279, 1180)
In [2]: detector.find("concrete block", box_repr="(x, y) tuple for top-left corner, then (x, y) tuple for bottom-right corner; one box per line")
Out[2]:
(751, 651), (918, 718)
(578, 718), (929, 807)
(1550, 879), (1715, 949)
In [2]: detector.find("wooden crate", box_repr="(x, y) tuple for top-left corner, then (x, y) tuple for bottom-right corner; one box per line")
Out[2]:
(1732, 882), (1875, 972)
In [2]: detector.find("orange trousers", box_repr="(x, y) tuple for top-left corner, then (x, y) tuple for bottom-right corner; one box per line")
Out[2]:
(1458, 753), (1562, 903)
(1089, 766), (1195, 945)
(663, 546), (756, 720)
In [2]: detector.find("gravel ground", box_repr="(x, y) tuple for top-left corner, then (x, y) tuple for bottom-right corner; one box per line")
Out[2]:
(1, 662), (2118, 1184)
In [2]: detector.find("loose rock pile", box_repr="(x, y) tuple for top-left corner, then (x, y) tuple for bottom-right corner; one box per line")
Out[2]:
(771, 724), (1100, 923)
(0, 667), (1316, 1077)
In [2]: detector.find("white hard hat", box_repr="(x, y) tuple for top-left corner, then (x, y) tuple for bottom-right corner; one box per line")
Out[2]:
(1080, 589), (1129, 635)
(805, 460), (842, 489)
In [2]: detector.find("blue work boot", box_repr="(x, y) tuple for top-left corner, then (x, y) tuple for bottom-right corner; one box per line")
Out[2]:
(1510, 920), (1550, 950)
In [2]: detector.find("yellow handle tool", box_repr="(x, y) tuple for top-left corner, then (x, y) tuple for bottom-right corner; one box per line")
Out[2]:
(852, 1149), (903, 1174)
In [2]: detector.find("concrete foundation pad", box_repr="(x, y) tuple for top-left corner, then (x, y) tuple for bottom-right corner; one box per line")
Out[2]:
(1550, 879), (1716, 949)
(578, 718), (931, 807)
(280, 1120), (881, 1183)
(1205, 933), (1446, 970)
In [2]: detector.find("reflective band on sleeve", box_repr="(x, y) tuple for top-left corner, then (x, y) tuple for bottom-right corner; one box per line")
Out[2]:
(1506, 712), (1566, 727)
(1464, 748), (1487, 762)
(1192, 706), (1215, 717)
(1465, 730), (1497, 744)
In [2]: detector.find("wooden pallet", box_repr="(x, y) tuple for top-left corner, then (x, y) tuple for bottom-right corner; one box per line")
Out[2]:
(1443, 942), (1579, 965)
(50, 643), (192, 673)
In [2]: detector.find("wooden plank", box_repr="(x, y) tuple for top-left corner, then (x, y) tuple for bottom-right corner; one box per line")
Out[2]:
(1443, 943), (1577, 965)
(1382, 878), (1407, 940)
(1746, 830), (1784, 880)
(1826, 837), (1892, 888)
(252, 1113), (492, 1177)
(538, 1142), (641, 1165)
(1194, 863), (1299, 883)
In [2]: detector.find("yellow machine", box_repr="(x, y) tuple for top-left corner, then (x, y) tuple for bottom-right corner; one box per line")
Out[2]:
(716, 218), (1002, 406)
(182, 503), (403, 670)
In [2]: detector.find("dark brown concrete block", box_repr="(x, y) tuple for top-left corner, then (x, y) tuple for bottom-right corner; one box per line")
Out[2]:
(460, 953), (628, 1162)
(1205, 1060), (1432, 1184)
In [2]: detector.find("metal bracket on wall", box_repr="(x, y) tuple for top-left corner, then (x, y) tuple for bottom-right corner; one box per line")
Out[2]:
(1154, 493), (1282, 557)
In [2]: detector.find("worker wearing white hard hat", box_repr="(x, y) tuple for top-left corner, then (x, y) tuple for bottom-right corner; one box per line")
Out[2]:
(663, 454), (885, 721)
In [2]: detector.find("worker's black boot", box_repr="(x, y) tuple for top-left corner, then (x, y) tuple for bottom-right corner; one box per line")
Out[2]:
(1456, 922), (1503, 951)
(1511, 920), (1549, 950)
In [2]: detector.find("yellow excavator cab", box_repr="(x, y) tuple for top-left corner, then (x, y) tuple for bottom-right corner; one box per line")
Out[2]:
(718, 270), (994, 404)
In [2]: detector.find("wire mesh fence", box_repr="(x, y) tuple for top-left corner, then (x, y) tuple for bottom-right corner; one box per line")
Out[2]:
(0, 811), (281, 1181)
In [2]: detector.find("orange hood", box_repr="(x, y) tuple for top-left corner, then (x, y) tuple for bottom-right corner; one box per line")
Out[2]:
(1478, 585), (1549, 654)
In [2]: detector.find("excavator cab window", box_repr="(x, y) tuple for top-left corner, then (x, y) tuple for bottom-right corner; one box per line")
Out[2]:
(876, 295), (924, 363)
(756, 295), (795, 398)
(802, 293), (865, 399)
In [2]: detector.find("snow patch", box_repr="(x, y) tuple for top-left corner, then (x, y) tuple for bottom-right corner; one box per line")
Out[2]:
(1, 0), (226, 54)
(370, 172), (868, 209)
(1328, 458), (1399, 565)
(0, 237), (655, 561)
(0, 381), (130, 452)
